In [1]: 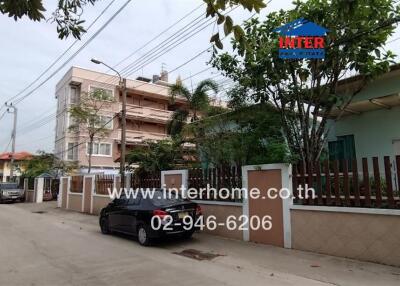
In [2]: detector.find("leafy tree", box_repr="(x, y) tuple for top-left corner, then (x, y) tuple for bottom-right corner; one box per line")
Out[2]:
(69, 88), (114, 173)
(167, 79), (219, 137)
(185, 103), (291, 167)
(126, 140), (186, 173)
(212, 0), (399, 165)
(0, 0), (99, 39)
(205, 0), (267, 49)
(20, 151), (76, 178)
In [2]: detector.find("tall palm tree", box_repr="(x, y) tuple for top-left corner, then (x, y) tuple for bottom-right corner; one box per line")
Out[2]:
(167, 79), (219, 136)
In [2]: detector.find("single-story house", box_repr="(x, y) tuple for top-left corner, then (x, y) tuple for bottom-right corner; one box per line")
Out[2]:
(0, 151), (32, 182)
(326, 64), (400, 175)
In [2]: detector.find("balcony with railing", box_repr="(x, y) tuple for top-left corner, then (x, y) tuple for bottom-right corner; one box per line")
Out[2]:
(115, 129), (168, 145)
(123, 103), (173, 124)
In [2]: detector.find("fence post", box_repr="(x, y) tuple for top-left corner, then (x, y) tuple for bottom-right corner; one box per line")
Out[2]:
(125, 172), (131, 190)
(396, 155), (400, 193)
(384, 156), (395, 208)
(57, 178), (62, 208)
(35, 177), (44, 203)
(58, 177), (69, 209)
(90, 175), (96, 214)
(23, 178), (28, 202)
(114, 175), (121, 192)
(82, 175), (95, 213)
(66, 177), (71, 209)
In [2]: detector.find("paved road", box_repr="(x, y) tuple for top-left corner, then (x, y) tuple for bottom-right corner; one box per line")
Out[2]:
(0, 202), (399, 286)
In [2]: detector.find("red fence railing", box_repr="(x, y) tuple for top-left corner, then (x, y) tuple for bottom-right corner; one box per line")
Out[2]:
(188, 166), (242, 201)
(131, 171), (160, 189)
(293, 156), (400, 209)
(70, 176), (83, 193)
(95, 174), (114, 195)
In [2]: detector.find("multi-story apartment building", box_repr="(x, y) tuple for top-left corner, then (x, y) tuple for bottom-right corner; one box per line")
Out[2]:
(55, 66), (188, 174)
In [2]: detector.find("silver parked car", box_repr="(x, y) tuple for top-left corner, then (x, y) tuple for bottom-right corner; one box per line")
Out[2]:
(0, 183), (25, 203)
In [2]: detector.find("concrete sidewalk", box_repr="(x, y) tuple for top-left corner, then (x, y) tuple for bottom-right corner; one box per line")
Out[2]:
(0, 201), (399, 286)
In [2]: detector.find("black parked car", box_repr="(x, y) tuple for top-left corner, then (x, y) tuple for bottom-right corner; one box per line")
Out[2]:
(99, 189), (202, 246)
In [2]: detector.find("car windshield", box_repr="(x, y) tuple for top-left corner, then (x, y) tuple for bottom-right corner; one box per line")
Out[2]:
(150, 190), (185, 207)
(0, 183), (19, 190)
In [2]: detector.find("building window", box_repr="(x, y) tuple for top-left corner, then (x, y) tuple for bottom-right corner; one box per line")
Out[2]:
(68, 113), (78, 129)
(96, 115), (113, 129)
(87, 142), (112, 156)
(57, 93), (61, 110)
(70, 86), (79, 104)
(89, 86), (113, 100)
(67, 142), (78, 161)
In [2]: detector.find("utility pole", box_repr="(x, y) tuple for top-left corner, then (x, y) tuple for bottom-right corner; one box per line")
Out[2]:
(91, 58), (127, 188)
(5, 103), (17, 182)
(120, 78), (127, 189)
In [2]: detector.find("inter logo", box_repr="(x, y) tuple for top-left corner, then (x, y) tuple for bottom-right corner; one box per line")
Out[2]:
(273, 18), (329, 59)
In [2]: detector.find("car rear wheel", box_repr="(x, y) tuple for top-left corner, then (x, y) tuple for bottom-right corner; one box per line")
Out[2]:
(137, 225), (151, 246)
(183, 230), (195, 239)
(100, 217), (110, 234)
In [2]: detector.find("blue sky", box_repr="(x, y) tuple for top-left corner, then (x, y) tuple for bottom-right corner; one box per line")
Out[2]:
(0, 0), (398, 154)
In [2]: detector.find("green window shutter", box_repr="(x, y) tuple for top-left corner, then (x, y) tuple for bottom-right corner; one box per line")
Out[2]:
(328, 140), (344, 161)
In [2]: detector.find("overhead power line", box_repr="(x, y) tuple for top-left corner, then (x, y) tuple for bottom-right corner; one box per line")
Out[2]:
(9, 7), (250, 140)
(3, 0), (118, 105)
(122, 7), (238, 80)
(16, 134), (55, 149)
(120, 12), (213, 77)
(2, 138), (12, 153)
(100, 6), (237, 87)
(0, 110), (6, 122)
(113, 3), (205, 72)
(86, 3), (207, 85)
(11, 0), (133, 106)
(5, 5), (211, 139)
(17, 112), (57, 135)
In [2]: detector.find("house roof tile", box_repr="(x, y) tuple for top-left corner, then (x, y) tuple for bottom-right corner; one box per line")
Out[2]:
(0, 151), (32, 161)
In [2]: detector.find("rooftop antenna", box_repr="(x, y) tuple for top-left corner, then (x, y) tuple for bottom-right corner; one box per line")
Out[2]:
(161, 63), (167, 73)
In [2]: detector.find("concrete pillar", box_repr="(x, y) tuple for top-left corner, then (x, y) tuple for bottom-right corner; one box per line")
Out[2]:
(125, 172), (132, 189)
(23, 178), (28, 202)
(57, 178), (62, 208)
(35, 177), (44, 203)
(114, 175), (121, 192)
(58, 177), (69, 209)
(82, 175), (95, 213)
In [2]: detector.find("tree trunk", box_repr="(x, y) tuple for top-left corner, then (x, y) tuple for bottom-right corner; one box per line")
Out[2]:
(88, 136), (94, 174)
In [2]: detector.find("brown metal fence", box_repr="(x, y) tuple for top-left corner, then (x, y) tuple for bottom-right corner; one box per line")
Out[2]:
(131, 171), (161, 189)
(43, 178), (53, 201)
(18, 177), (25, 188)
(27, 177), (35, 190)
(95, 174), (114, 195)
(43, 178), (51, 191)
(293, 156), (400, 209)
(51, 179), (60, 200)
(70, 176), (83, 193)
(188, 166), (242, 202)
